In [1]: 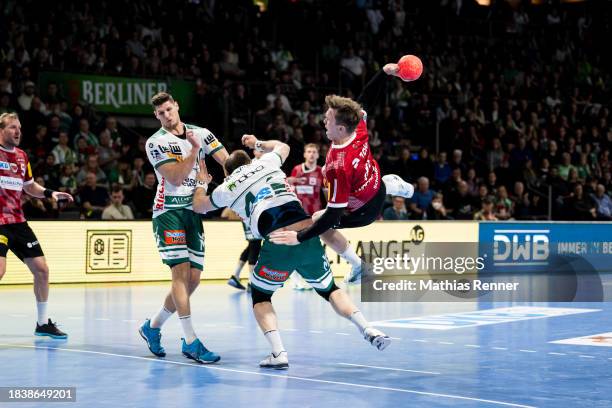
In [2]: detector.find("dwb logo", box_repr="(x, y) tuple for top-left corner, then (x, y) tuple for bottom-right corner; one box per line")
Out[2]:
(493, 229), (550, 266)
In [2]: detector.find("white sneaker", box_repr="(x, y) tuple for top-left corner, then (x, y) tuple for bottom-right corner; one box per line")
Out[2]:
(364, 327), (391, 351)
(259, 351), (289, 369)
(382, 174), (414, 198)
(344, 261), (364, 285)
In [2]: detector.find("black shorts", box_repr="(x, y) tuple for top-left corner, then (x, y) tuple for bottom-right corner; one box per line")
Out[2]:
(239, 240), (262, 265)
(335, 183), (387, 229)
(0, 222), (45, 261)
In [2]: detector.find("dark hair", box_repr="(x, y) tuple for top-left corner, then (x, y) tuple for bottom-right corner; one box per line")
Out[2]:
(150, 92), (174, 108)
(224, 150), (252, 174)
(111, 185), (123, 194)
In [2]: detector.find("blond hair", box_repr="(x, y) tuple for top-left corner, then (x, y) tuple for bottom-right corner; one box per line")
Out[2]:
(304, 143), (320, 152)
(325, 95), (362, 133)
(0, 112), (19, 128)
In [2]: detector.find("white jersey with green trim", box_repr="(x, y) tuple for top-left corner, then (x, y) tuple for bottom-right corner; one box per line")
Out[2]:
(146, 123), (224, 217)
(210, 152), (299, 239)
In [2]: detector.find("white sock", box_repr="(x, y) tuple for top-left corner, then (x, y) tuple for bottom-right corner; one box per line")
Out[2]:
(36, 302), (48, 326)
(179, 315), (197, 344)
(382, 174), (414, 198)
(264, 329), (285, 355)
(348, 311), (369, 334)
(340, 246), (362, 269)
(151, 306), (174, 329)
(234, 260), (246, 279)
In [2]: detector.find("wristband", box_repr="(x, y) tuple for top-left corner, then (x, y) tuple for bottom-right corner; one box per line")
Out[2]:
(254, 140), (265, 152)
(43, 189), (54, 198)
(195, 181), (208, 192)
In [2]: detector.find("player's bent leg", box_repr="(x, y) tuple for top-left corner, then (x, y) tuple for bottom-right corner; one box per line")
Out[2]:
(320, 230), (363, 284)
(327, 289), (391, 351)
(24, 256), (67, 339)
(251, 286), (288, 370)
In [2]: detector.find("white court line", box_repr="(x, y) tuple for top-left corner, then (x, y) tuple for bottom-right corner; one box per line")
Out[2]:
(229, 326), (244, 329)
(309, 330), (323, 334)
(335, 333), (350, 336)
(465, 345), (481, 348)
(122, 319), (138, 323)
(412, 339), (427, 343)
(337, 363), (440, 375)
(0, 343), (535, 408)
(519, 350), (537, 353)
(390, 337), (401, 341)
(579, 355), (595, 359)
(67, 317), (83, 320)
(492, 347), (508, 351)
(283, 328), (298, 332)
(438, 342), (454, 345)
(548, 352), (566, 356)
(95, 318), (111, 321)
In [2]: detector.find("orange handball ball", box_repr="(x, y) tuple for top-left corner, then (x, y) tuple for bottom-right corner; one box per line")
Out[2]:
(397, 55), (423, 82)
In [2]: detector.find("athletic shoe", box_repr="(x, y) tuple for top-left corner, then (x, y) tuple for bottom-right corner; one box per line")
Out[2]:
(139, 319), (166, 357)
(364, 327), (391, 351)
(259, 351), (289, 369)
(227, 275), (246, 290)
(344, 260), (366, 285)
(182, 338), (220, 364)
(382, 174), (414, 198)
(34, 319), (68, 339)
(291, 273), (313, 290)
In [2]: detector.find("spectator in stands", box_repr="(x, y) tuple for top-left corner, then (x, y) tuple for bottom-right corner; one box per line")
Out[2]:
(132, 172), (157, 219)
(474, 198), (498, 221)
(102, 187), (134, 220)
(426, 193), (450, 220)
(434, 152), (452, 186)
(76, 155), (108, 187)
(564, 184), (597, 220)
(51, 131), (77, 165)
(409, 177), (434, 220)
(383, 197), (410, 220)
(591, 184), (612, 220)
(78, 172), (109, 219)
(72, 118), (98, 149)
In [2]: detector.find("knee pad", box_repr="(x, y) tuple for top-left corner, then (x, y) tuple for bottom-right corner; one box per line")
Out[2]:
(251, 286), (273, 307)
(315, 281), (340, 302)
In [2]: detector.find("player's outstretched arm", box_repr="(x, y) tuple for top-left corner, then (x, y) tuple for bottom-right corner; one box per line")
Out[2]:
(357, 63), (401, 113)
(192, 159), (215, 214)
(23, 181), (74, 203)
(242, 134), (289, 164)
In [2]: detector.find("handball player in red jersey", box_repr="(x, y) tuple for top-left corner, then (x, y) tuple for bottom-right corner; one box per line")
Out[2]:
(0, 113), (73, 338)
(288, 143), (327, 216)
(270, 63), (414, 283)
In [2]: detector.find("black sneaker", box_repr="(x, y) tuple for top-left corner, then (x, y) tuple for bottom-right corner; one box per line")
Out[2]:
(227, 275), (246, 290)
(35, 319), (68, 339)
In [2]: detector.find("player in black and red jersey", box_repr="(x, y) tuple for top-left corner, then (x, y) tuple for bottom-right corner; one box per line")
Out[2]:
(0, 113), (73, 338)
(270, 63), (414, 283)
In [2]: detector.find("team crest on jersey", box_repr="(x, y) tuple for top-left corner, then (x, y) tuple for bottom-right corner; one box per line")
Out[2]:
(258, 266), (289, 282)
(10, 163), (18, 173)
(164, 230), (186, 245)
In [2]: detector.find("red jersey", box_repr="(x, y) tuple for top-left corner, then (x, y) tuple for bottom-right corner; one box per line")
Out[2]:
(290, 163), (324, 215)
(0, 146), (33, 225)
(324, 111), (381, 212)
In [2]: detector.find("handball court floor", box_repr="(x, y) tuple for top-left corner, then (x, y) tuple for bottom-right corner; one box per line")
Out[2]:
(1, 280), (612, 408)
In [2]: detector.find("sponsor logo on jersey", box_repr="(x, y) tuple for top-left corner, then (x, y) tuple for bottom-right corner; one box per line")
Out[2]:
(309, 177), (317, 186)
(210, 140), (220, 149)
(0, 235), (8, 245)
(164, 230), (187, 245)
(158, 145), (170, 153)
(155, 179), (165, 211)
(151, 149), (162, 161)
(258, 266), (289, 282)
(204, 134), (216, 145)
(10, 163), (18, 173)
(170, 144), (182, 155)
(0, 176), (24, 191)
(166, 195), (192, 205)
(0, 161), (9, 170)
(227, 181), (237, 191)
(149, 143), (154, 148)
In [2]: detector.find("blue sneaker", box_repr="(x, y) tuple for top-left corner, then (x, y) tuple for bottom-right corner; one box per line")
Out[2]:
(139, 319), (166, 357)
(181, 338), (220, 364)
(35, 319), (68, 339)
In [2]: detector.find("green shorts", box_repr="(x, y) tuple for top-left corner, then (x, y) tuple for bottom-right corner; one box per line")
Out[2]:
(152, 209), (204, 270)
(250, 237), (333, 294)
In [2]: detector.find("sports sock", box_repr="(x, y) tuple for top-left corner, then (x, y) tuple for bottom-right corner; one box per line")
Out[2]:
(36, 302), (48, 326)
(234, 260), (246, 279)
(340, 246), (361, 269)
(348, 310), (369, 334)
(179, 315), (197, 344)
(264, 329), (285, 355)
(151, 306), (173, 329)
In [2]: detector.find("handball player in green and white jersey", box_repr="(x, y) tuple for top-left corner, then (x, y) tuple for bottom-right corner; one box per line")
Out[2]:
(139, 92), (228, 364)
(192, 134), (390, 369)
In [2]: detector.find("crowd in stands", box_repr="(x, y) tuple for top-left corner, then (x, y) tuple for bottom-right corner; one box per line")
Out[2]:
(1, 0), (611, 221)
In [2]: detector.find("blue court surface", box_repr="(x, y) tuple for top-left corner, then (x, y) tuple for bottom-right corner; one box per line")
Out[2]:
(1, 281), (612, 408)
